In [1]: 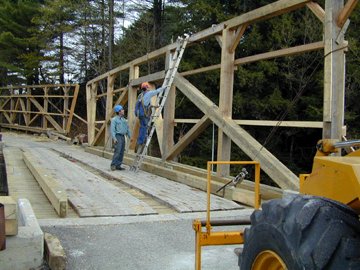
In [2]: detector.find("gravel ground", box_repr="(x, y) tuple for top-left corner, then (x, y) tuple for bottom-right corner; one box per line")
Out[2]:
(42, 217), (245, 270)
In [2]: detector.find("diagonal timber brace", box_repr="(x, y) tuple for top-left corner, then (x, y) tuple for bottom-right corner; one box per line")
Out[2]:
(174, 74), (299, 190)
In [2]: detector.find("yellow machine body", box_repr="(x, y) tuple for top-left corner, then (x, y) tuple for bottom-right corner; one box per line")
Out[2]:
(301, 144), (360, 213)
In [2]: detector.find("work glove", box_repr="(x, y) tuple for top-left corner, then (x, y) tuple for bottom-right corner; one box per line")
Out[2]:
(113, 138), (118, 144)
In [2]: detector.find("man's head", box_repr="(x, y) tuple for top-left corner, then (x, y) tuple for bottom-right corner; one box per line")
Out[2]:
(114, 104), (124, 116)
(141, 82), (150, 91)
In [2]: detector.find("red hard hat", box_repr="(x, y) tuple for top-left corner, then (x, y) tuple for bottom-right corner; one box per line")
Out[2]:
(141, 82), (150, 89)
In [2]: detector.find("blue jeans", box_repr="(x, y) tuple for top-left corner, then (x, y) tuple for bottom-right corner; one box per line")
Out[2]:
(137, 115), (149, 145)
(111, 134), (125, 167)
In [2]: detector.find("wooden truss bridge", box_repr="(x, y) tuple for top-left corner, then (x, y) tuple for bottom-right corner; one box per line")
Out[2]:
(0, 84), (79, 135)
(86, 0), (356, 191)
(0, 0), (356, 195)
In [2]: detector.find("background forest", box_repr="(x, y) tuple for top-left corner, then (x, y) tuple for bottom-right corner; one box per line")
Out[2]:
(1, 0), (360, 183)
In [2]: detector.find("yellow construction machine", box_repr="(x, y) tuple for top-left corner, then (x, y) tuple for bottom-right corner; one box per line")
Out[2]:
(193, 139), (360, 269)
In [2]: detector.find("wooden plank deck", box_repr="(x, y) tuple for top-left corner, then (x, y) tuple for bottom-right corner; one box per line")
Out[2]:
(25, 147), (157, 217)
(48, 145), (243, 213)
(4, 147), (78, 219)
(2, 132), (243, 215)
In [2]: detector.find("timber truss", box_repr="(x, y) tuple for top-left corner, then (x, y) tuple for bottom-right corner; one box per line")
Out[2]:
(0, 84), (79, 134)
(86, 0), (358, 190)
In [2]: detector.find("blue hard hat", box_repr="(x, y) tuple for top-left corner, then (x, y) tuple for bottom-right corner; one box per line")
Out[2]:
(114, 105), (123, 113)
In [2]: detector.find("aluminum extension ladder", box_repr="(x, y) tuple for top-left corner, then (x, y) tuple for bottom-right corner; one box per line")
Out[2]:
(130, 35), (189, 172)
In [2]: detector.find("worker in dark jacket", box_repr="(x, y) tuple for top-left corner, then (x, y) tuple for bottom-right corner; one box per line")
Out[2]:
(110, 105), (131, 170)
(134, 82), (164, 151)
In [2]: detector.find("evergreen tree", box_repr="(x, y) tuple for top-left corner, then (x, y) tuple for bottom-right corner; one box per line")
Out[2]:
(0, 0), (43, 85)
(33, 0), (82, 83)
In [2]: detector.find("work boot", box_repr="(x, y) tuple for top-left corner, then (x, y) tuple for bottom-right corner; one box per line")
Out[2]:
(116, 166), (125, 171)
(111, 165), (116, 171)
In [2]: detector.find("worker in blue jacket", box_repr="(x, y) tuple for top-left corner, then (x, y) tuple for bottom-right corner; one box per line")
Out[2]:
(110, 105), (131, 170)
(134, 82), (164, 151)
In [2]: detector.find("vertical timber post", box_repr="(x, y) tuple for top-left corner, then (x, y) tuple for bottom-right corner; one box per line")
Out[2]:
(26, 88), (31, 127)
(66, 84), (79, 134)
(163, 50), (176, 161)
(86, 82), (97, 145)
(43, 87), (48, 130)
(217, 27), (236, 177)
(323, 0), (346, 142)
(63, 86), (69, 132)
(105, 75), (115, 150)
(128, 65), (139, 152)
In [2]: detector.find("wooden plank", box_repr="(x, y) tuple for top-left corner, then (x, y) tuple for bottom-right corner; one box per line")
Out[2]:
(11, 98), (20, 122)
(180, 42), (323, 77)
(180, 64), (221, 77)
(66, 110), (87, 125)
(50, 145), (242, 211)
(29, 114), (40, 126)
(93, 84), (128, 146)
(323, 1), (346, 140)
(174, 119), (323, 128)
(230, 24), (248, 53)
(86, 21), (223, 86)
(189, 23), (225, 43)
(130, 70), (166, 87)
(0, 196), (17, 235)
(65, 84), (79, 133)
(225, 0), (311, 29)
(234, 41), (324, 66)
(3, 146), (76, 219)
(162, 50), (176, 160)
(0, 84), (78, 90)
(105, 75), (115, 150)
(29, 97), (63, 132)
(86, 83), (97, 145)
(306, 2), (325, 23)
(86, 0), (310, 86)
(337, 0), (358, 27)
(0, 123), (54, 133)
(0, 99), (10, 109)
(25, 147), (156, 217)
(234, 120), (323, 128)
(166, 116), (211, 160)
(174, 74), (298, 190)
(87, 147), (283, 203)
(43, 87), (48, 129)
(23, 151), (68, 217)
(2, 111), (12, 124)
(128, 65), (139, 151)
(18, 98), (28, 126)
(0, 109), (65, 116)
(218, 28), (236, 176)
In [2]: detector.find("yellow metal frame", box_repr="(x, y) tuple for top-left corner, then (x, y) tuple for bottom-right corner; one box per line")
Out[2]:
(193, 161), (261, 270)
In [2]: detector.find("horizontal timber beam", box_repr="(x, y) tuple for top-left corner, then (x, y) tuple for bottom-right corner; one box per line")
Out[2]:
(180, 42), (323, 77)
(225, 0), (311, 29)
(174, 119), (323, 128)
(87, 0), (312, 86)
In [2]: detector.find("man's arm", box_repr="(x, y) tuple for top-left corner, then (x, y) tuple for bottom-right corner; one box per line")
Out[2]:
(143, 87), (165, 105)
(110, 118), (117, 142)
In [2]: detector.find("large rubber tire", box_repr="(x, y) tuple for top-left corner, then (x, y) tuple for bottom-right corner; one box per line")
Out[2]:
(239, 195), (360, 270)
